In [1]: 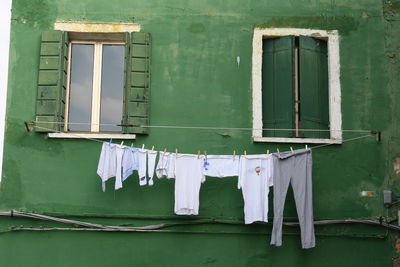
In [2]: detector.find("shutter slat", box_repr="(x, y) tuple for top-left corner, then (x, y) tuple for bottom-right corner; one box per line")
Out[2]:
(299, 36), (329, 138)
(123, 32), (151, 134)
(262, 36), (295, 137)
(35, 30), (68, 132)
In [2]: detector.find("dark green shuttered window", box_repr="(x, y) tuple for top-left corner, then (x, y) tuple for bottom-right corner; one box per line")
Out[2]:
(123, 32), (151, 134)
(261, 36), (329, 139)
(262, 36), (295, 138)
(36, 30), (68, 132)
(35, 30), (151, 134)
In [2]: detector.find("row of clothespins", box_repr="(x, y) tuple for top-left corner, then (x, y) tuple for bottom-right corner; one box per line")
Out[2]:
(109, 138), (308, 159)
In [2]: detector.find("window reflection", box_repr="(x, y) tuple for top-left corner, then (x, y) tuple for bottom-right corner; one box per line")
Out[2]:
(100, 45), (124, 132)
(68, 44), (94, 132)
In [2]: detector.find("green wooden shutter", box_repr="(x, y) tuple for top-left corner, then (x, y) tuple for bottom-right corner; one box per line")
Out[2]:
(262, 36), (295, 137)
(35, 30), (68, 132)
(299, 36), (329, 138)
(123, 32), (151, 134)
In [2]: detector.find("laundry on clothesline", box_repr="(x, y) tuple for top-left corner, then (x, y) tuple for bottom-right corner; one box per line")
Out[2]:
(96, 143), (315, 249)
(238, 154), (273, 224)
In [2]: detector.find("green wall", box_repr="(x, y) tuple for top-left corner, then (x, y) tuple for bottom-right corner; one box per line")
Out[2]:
(1, 0), (400, 266)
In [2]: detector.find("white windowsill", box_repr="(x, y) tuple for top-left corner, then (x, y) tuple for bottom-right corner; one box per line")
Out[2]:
(253, 136), (342, 144)
(48, 133), (136, 139)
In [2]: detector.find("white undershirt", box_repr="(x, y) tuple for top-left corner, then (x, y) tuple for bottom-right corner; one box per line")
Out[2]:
(174, 154), (205, 215)
(238, 154), (273, 224)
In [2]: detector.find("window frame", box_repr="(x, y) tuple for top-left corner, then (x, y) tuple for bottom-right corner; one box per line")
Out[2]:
(42, 22), (143, 139)
(64, 40), (125, 133)
(252, 28), (342, 144)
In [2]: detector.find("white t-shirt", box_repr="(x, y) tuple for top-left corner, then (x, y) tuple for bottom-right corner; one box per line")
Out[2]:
(174, 154), (205, 215)
(202, 155), (239, 178)
(238, 154), (273, 224)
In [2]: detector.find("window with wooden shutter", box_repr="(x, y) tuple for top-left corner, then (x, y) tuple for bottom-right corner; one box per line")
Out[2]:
(299, 36), (329, 138)
(35, 30), (68, 132)
(260, 35), (329, 139)
(262, 36), (295, 138)
(123, 32), (151, 134)
(36, 30), (151, 136)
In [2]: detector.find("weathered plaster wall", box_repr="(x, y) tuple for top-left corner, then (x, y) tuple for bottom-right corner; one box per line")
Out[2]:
(0, 0), (399, 266)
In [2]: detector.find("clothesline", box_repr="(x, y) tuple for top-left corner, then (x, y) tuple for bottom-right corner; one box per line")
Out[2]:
(30, 121), (376, 133)
(31, 123), (377, 151)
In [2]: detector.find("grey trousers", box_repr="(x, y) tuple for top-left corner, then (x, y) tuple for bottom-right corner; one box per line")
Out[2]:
(270, 148), (315, 249)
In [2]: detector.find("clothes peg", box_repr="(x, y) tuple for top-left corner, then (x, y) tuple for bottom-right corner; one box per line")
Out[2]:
(204, 151), (208, 160)
(277, 148), (280, 155)
(131, 143), (133, 147)
(305, 144), (308, 149)
(233, 150), (236, 159)
(290, 147), (294, 153)
(151, 145), (155, 151)
(176, 148), (178, 158)
(163, 148), (167, 153)
(121, 141), (124, 146)
(142, 144), (145, 149)
(109, 138), (113, 144)
(244, 151), (247, 157)
(197, 150), (200, 159)
(267, 149), (269, 155)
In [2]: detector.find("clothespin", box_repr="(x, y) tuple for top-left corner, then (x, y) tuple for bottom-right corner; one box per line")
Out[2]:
(109, 138), (113, 144)
(121, 141), (124, 146)
(267, 149), (269, 155)
(233, 150), (236, 159)
(142, 144), (145, 149)
(151, 145), (155, 151)
(176, 148), (178, 158)
(244, 150), (247, 157)
(197, 150), (200, 159)
(204, 151), (207, 160)
(277, 148), (280, 156)
(290, 147), (294, 153)
(163, 148), (167, 153)
(305, 144), (308, 150)
(131, 142), (133, 147)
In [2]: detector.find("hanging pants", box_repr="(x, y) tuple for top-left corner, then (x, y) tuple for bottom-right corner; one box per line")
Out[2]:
(270, 148), (315, 249)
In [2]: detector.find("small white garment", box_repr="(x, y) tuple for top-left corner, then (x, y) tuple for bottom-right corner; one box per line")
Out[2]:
(97, 143), (117, 192)
(238, 154), (273, 224)
(114, 145), (125, 190)
(156, 151), (176, 179)
(138, 149), (148, 186)
(174, 154), (205, 215)
(147, 150), (158, 186)
(122, 147), (139, 181)
(202, 155), (239, 177)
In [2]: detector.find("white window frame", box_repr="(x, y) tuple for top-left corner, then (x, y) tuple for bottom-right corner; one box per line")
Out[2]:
(64, 40), (125, 133)
(48, 21), (140, 139)
(252, 28), (342, 144)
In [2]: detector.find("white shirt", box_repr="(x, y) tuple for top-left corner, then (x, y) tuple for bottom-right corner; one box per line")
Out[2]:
(174, 154), (205, 215)
(238, 154), (273, 224)
(202, 155), (239, 178)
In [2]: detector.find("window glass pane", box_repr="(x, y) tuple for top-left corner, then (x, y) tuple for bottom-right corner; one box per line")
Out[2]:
(68, 44), (94, 131)
(99, 45), (124, 132)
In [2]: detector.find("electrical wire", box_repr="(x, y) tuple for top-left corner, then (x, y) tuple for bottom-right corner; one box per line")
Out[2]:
(32, 120), (374, 133)
(2, 210), (400, 233)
